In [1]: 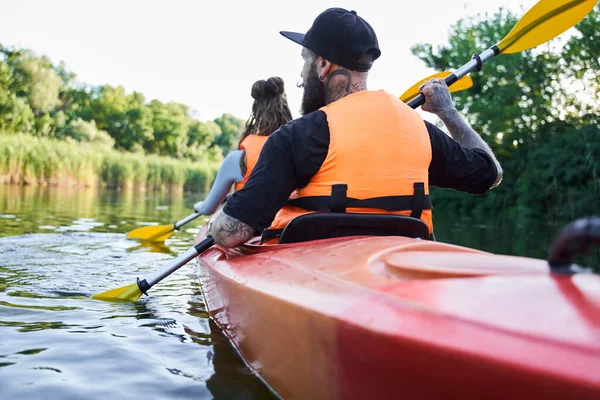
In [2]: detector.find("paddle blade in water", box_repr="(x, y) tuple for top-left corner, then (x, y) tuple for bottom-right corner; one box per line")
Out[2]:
(125, 225), (175, 242)
(400, 72), (473, 103)
(497, 0), (597, 54)
(92, 283), (144, 302)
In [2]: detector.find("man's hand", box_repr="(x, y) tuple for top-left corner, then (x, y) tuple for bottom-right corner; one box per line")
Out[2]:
(419, 78), (456, 118)
(207, 208), (256, 248)
(419, 77), (503, 188)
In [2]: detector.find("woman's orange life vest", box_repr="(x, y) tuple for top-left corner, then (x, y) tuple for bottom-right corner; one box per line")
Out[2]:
(266, 89), (434, 238)
(235, 134), (269, 191)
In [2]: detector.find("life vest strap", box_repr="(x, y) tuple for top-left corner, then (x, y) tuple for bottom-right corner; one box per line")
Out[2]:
(330, 184), (348, 213)
(287, 183), (432, 213)
(260, 228), (283, 244)
(411, 182), (425, 219)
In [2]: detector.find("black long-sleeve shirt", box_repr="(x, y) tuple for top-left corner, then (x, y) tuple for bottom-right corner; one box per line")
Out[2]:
(224, 109), (497, 233)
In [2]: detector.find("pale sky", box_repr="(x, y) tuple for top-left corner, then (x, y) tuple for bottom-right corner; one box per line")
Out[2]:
(0, 0), (538, 123)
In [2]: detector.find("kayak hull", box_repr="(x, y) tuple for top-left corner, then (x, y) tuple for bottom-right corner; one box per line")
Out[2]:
(195, 233), (600, 399)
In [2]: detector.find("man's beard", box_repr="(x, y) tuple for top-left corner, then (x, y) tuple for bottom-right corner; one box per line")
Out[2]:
(300, 66), (326, 116)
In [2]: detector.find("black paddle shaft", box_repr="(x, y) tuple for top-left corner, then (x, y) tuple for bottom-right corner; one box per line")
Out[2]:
(195, 237), (216, 253)
(407, 46), (500, 109)
(138, 237), (217, 294)
(407, 73), (458, 109)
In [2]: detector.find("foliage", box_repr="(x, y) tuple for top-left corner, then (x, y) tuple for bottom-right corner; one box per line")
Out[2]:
(0, 61), (34, 134)
(0, 43), (242, 163)
(560, 5), (600, 115)
(146, 99), (190, 158)
(213, 113), (245, 153)
(56, 118), (115, 148)
(0, 132), (216, 191)
(412, 5), (600, 221)
(10, 54), (62, 115)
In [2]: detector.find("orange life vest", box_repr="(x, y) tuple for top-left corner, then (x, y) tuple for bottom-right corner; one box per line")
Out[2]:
(235, 134), (269, 191)
(265, 90), (433, 241)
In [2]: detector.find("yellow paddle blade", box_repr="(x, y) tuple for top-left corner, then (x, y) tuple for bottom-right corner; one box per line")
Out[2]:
(125, 224), (175, 242)
(497, 0), (597, 54)
(400, 72), (474, 103)
(92, 283), (143, 302)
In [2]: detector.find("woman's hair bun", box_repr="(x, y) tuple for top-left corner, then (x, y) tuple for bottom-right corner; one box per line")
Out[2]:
(251, 77), (285, 100)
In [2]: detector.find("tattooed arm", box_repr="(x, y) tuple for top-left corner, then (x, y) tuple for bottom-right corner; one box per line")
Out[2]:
(207, 208), (255, 248)
(420, 78), (503, 188)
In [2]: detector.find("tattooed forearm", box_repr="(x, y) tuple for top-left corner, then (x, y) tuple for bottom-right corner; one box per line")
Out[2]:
(208, 208), (255, 248)
(421, 79), (503, 188)
(439, 109), (503, 187)
(438, 108), (481, 147)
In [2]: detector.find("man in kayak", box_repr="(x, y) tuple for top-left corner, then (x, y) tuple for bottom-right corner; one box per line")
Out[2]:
(208, 7), (503, 248)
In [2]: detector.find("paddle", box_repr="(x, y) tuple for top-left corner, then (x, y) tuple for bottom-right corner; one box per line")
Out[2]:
(92, 237), (215, 301)
(97, 197), (230, 301)
(407, 0), (597, 109)
(400, 72), (473, 103)
(126, 212), (202, 242)
(125, 195), (231, 242)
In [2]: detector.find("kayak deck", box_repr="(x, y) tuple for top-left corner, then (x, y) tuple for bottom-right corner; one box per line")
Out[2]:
(195, 234), (600, 399)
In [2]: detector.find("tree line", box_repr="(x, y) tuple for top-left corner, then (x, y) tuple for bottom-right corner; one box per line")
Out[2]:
(0, 44), (245, 163)
(413, 5), (599, 221)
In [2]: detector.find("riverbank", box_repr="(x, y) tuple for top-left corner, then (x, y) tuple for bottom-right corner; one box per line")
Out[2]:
(0, 133), (217, 192)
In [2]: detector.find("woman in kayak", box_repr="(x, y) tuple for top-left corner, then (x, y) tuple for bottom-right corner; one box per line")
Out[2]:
(193, 76), (293, 215)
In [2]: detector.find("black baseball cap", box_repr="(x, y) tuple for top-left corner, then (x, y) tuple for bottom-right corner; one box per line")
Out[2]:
(280, 8), (381, 72)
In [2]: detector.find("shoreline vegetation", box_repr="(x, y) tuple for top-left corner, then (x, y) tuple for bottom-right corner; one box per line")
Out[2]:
(0, 133), (217, 192)
(0, 41), (246, 193)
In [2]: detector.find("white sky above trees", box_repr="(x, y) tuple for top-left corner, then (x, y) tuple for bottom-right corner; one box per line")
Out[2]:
(1, 0), (539, 123)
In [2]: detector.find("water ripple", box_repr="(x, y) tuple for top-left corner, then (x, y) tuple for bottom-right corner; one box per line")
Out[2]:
(0, 232), (276, 399)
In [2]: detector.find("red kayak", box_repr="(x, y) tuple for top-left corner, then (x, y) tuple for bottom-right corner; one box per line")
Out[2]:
(195, 214), (600, 399)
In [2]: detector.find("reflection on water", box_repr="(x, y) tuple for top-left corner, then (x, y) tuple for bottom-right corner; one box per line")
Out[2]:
(433, 212), (599, 270)
(0, 185), (277, 400)
(0, 184), (212, 238)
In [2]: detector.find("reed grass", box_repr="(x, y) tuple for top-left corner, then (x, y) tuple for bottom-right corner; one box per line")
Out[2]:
(0, 133), (215, 191)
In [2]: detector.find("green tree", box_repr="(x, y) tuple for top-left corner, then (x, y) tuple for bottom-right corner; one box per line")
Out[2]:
(147, 100), (190, 158)
(57, 117), (115, 148)
(0, 61), (34, 134)
(188, 119), (219, 147)
(7, 52), (61, 117)
(60, 87), (93, 122)
(513, 123), (600, 219)
(89, 85), (152, 151)
(90, 85), (128, 129)
(213, 113), (245, 152)
(54, 60), (76, 88)
(410, 7), (600, 221)
(186, 120), (224, 162)
(411, 8), (562, 155)
(560, 3), (600, 115)
(34, 112), (55, 136)
(120, 91), (153, 152)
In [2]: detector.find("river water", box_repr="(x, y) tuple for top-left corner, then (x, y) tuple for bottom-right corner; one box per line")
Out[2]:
(0, 185), (276, 399)
(0, 184), (597, 399)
